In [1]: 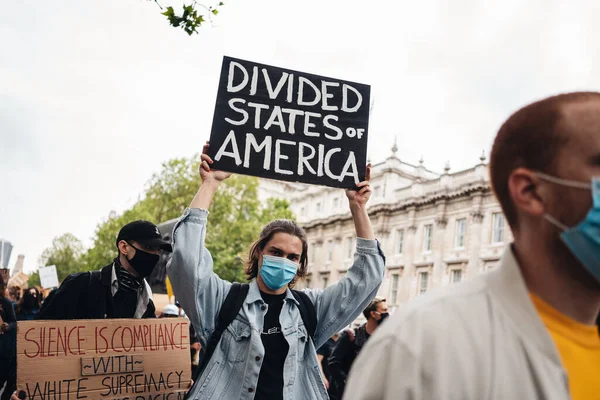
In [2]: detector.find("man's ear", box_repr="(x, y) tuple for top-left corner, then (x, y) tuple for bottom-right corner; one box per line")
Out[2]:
(508, 168), (546, 220)
(117, 240), (129, 256)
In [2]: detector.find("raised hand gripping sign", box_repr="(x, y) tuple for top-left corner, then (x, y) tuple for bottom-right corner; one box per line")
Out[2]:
(17, 319), (191, 399)
(208, 56), (371, 189)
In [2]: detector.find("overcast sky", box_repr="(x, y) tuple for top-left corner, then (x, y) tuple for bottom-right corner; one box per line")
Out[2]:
(1, 0), (599, 273)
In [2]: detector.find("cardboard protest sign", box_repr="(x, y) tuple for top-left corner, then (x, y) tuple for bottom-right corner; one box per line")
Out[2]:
(208, 56), (371, 189)
(18, 318), (191, 399)
(39, 265), (59, 289)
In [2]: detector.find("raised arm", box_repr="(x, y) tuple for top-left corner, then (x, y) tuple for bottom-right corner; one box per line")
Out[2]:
(168, 143), (233, 346)
(189, 144), (231, 209)
(302, 165), (385, 348)
(347, 164), (375, 240)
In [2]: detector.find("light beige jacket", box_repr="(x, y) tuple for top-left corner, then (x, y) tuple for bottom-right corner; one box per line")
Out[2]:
(345, 246), (572, 400)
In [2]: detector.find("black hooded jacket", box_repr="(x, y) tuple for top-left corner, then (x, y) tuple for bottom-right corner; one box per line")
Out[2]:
(36, 263), (156, 320)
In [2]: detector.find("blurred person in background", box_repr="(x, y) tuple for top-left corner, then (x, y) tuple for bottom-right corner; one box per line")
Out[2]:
(16, 287), (41, 321)
(0, 278), (17, 400)
(328, 297), (388, 400)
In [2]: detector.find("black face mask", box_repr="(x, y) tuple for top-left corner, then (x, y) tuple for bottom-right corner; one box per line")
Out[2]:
(376, 312), (389, 326)
(126, 243), (160, 278)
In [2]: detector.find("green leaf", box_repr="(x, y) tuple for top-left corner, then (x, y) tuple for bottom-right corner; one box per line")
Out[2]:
(161, 6), (174, 17)
(219, 1), (224, 5)
(212, 9), (219, 15)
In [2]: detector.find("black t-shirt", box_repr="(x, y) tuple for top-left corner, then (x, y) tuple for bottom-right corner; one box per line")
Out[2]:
(255, 291), (289, 400)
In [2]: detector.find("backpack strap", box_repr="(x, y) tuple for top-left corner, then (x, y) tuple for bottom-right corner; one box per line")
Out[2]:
(191, 283), (249, 383)
(291, 290), (317, 340)
(88, 270), (101, 288)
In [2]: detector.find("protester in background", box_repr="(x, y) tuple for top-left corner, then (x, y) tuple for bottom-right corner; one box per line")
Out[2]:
(6, 287), (20, 310)
(175, 300), (186, 318)
(10, 220), (174, 400)
(35, 220), (171, 320)
(0, 278), (17, 400)
(168, 143), (384, 399)
(160, 304), (179, 318)
(328, 297), (388, 399)
(345, 92), (600, 400)
(316, 332), (340, 395)
(15, 287), (40, 320)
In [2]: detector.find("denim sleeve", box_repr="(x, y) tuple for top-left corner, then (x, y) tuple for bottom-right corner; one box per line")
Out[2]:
(302, 238), (385, 349)
(167, 208), (232, 346)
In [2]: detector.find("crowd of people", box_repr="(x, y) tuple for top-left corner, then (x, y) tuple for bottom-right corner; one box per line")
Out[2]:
(1, 92), (599, 399)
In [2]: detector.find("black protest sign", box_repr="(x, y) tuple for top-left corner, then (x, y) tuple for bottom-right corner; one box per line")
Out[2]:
(208, 56), (370, 188)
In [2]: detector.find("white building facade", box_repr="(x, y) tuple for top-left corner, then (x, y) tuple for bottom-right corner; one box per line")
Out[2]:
(260, 144), (512, 315)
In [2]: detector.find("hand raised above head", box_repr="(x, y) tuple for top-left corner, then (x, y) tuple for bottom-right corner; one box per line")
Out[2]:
(199, 141), (232, 183)
(346, 164), (372, 207)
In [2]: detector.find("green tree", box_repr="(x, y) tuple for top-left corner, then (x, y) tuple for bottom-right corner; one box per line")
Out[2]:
(28, 271), (41, 287)
(83, 155), (295, 281)
(30, 233), (84, 287)
(83, 202), (155, 271)
(152, 1), (224, 35)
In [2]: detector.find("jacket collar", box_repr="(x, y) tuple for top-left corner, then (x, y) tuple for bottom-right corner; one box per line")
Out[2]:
(245, 279), (299, 305)
(101, 262), (154, 318)
(487, 245), (562, 363)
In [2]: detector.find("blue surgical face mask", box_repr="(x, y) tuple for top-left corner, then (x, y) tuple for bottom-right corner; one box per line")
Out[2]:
(259, 255), (299, 290)
(537, 173), (600, 283)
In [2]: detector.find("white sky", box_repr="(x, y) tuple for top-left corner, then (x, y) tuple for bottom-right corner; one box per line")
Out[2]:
(1, 0), (599, 273)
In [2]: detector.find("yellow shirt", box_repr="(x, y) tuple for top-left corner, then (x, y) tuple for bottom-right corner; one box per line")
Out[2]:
(531, 294), (600, 400)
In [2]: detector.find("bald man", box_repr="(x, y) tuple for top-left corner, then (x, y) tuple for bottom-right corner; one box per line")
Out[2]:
(345, 92), (600, 400)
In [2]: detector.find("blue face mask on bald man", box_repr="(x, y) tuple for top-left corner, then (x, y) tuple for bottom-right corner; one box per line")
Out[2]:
(537, 173), (600, 283)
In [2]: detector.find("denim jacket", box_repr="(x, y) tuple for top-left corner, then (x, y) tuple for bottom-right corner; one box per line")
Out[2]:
(168, 208), (385, 399)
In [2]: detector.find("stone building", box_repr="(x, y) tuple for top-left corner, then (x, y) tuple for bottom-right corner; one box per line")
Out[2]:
(259, 143), (512, 314)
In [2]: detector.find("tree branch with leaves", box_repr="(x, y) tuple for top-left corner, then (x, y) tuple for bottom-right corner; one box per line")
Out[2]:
(152, 1), (224, 35)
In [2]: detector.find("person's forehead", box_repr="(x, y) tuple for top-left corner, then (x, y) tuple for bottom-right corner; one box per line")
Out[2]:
(266, 232), (303, 253)
(555, 100), (600, 174)
(560, 101), (600, 150)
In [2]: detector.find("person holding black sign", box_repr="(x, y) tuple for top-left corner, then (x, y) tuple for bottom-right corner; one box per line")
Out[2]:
(168, 143), (385, 399)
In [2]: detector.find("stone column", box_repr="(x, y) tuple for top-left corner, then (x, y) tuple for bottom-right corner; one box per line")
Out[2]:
(398, 207), (417, 302)
(432, 200), (448, 288)
(467, 194), (484, 278)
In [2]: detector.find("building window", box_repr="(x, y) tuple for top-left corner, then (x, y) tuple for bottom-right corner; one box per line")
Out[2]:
(390, 274), (400, 305)
(306, 277), (311, 288)
(454, 218), (466, 248)
(332, 197), (339, 209)
(310, 243), (316, 263)
(418, 271), (429, 295)
(345, 237), (353, 259)
(316, 202), (322, 213)
(451, 269), (463, 284)
(300, 207), (306, 217)
(327, 240), (334, 262)
(373, 185), (382, 198)
(422, 224), (433, 252)
(492, 213), (505, 243)
(323, 276), (329, 288)
(396, 229), (404, 254)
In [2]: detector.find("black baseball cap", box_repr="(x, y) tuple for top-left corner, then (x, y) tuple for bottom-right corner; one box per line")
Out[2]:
(116, 220), (172, 252)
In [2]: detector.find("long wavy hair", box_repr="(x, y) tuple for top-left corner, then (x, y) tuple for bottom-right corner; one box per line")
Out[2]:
(17, 287), (41, 315)
(245, 220), (308, 288)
